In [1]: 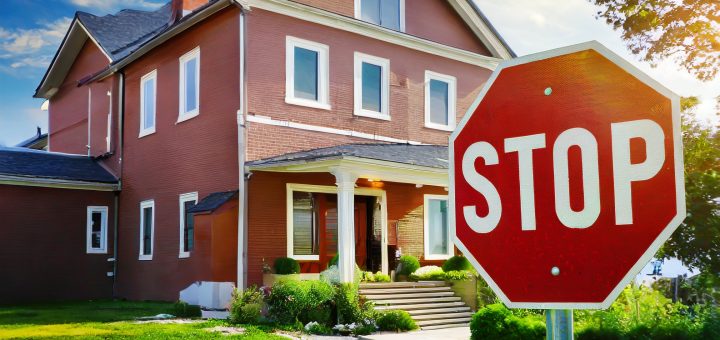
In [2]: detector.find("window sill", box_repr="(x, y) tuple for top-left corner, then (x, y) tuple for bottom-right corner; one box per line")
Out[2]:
(179, 252), (190, 259)
(285, 97), (331, 111)
(354, 110), (391, 121)
(86, 249), (107, 254)
(138, 128), (156, 139)
(424, 123), (455, 132)
(424, 254), (453, 261)
(291, 255), (320, 261)
(177, 110), (199, 124)
(138, 255), (153, 261)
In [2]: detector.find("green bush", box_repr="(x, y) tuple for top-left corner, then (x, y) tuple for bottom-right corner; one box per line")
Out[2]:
(396, 255), (420, 276)
(229, 286), (264, 324)
(361, 271), (391, 283)
(409, 265), (445, 281)
(304, 321), (332, 335)
(329, 254), (339, 267)
(376, 310), (417, 332)
(336, 283), (362, 324)
(274, 257), (300, 274)
(442, 255), (474, 272)
(444, 270), (474, 281)
(173, 301), (202, 318)
(267, 279), (334, 324)
(470, 304), (545, 340)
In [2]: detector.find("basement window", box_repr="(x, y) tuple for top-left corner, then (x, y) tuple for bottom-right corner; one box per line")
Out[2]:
(179, 192), (198, 258)
(178, 47), (200, 122)
(356, 0), (405, 32)
(139, 200), (155, 260)
(285, 36), (330, 110)
(86, 206), (108, 254)
(139, 70), (157, 138)
(424, 195), (452, 260)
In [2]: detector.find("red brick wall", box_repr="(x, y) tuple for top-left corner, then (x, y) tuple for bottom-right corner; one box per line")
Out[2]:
(115, 7), (241, 301)
(0, 185), (115, 302)
(290, 0), (491, 54)
(245, 8), (491, 160)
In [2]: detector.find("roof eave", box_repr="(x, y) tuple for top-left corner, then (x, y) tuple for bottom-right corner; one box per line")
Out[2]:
(0, 174), (119, 191)
(448, 0), (516, 59)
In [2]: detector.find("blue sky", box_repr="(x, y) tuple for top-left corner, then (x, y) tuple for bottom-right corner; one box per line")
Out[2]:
(0, 0), (717, 147)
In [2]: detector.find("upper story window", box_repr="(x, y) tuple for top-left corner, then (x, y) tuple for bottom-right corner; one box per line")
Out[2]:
(354, 52), (390, 120)
(179, 47), (200, 122)
(424, 71), (457, 131)
(424, 195), (452, 260)
(139, 70), (157, 138)
(86, 206), (108, 254)
(285, 36), (330, 110)
(356, 0), (405, 31)
(179, 192), (198, 258)
(139, 199), (155, 260)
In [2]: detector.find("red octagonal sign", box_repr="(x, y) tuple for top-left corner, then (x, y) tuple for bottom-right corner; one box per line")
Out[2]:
(450, 42), (685, 309)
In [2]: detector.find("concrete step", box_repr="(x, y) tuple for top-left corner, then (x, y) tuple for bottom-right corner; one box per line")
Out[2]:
(364, 291), (455, 300)
(372, 296), (461, 305)
(359, 281), (447, 289)
(373, 301), (467, 311)
(416, 316), (472, 327)
(413, 312), (474, 321)
(421, 323), (473, 330)
(406, 306), (471, 316)
(359, 286), (452, 295)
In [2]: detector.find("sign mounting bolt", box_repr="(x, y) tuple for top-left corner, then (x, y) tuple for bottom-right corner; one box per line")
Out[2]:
(544, 87), (553, 96)
(551, 266), (560, 276)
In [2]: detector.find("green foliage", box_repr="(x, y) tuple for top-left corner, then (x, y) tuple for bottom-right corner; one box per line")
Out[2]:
(361, 271), (391, 283)
(267, 279), (334, 325)
(172, 301), (201, 318)
(376, 310), (417, 332)
(469, 304), (545, 340)
(335, 283), (362, 324)
(442, 255), (474, 272)
(396, 255), (420, 276)
(590, 0), (720, 81)
(329, 254), (338, 267)
(409, 265), (446, 281)
(444, 270), (474, 281)
(274, 257), (300, 275)
(229, 286), (264, 324)
(304, 321), (332, 335)
(477, 276), (499, 307)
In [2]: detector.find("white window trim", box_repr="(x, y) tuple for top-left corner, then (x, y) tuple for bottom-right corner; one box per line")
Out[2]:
(354, 0), (406, 32)
(285, 36), (331, 110)
(139, 199), (155, 261)
(424, 194), (453, 260)
(86, 206), (108, 254)
(139, 70), (157, 138)
(178, 47), (200, 123)
(353, 52), (390, 120)
(178, 192), (198, 258)
(424, 71), (457, 131)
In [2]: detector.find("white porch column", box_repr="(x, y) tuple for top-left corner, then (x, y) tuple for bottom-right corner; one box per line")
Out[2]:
(332, 169), (358, 283)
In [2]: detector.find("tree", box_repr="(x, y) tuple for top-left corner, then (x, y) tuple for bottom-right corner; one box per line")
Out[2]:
(590, 0), (720, 81)
(657, 97), (720, 275)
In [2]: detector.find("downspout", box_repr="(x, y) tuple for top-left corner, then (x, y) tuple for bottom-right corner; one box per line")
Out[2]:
(111, 72), (125, 298)
(235, 1), (250, 290)
(87, 87), (92, 156)
(112, 192), (119, 298)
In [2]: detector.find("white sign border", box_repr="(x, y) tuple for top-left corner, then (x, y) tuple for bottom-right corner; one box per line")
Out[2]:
(449, 41), (686, 310)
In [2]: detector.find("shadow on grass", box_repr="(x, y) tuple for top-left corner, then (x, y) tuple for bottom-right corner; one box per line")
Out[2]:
(0, 300), (176, 326)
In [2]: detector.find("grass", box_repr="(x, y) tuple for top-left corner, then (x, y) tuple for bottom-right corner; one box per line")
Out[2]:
(0, 300), (287, 339)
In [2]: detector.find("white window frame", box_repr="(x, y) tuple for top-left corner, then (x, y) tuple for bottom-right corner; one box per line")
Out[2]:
(86, 206), (108, 254)
(353, 52), (390, 120)
(354, 0), (406, 32)
(424, 71), (457, 131)
(139, 199), (155, 261)
(139, 70), (157, 138)
(178, 47), (200, 123)
(423, 194), (453, 260)
(178, 192), (199, 258)
(285, 36), (331, 110)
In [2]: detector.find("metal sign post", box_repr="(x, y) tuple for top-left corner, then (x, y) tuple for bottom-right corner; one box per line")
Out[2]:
(546, 309), (573, 340)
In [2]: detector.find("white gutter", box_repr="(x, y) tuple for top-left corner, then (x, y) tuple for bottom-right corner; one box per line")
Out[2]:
(235, 3), (250, 290)
(0, 175), (119, 191)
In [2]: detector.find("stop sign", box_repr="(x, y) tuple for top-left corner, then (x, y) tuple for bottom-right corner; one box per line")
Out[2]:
(450, 42), (685, 309)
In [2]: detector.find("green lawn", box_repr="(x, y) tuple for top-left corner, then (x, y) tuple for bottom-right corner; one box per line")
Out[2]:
(0, 300), (287, 339)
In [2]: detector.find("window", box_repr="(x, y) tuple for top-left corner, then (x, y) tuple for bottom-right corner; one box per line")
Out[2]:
(424, 71), (457, 131)
(285, 37), (330, 110)
(179, 48), (200, 122)
(355, 0), (405, 31)
(424, 195), (452, 260)
(86, 206), (108, 254)
(288, 191), (320, 260)
(179, 192), (198, 258)
(139, 70), (157, 137)
(139, 200), (155, 260)
(354, 52), (390, 120)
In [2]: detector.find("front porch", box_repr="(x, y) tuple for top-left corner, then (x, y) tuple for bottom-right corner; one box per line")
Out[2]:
(246, 143), (453, 285)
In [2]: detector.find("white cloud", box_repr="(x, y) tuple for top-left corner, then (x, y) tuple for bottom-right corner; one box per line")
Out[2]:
(0, 18), (71, 73)
(69, 0), (165, 12)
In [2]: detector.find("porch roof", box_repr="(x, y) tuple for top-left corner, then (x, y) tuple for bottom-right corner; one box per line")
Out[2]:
(247, 143), (450, 186)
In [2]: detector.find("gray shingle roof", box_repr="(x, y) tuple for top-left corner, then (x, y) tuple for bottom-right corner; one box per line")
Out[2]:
(188, 191), (238, 214)
(247, 143), (449, 169)
(76, 4), (173, 61)
(0, 148), (118, 184)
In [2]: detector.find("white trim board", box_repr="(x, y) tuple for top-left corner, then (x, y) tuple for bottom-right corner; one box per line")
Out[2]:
(448, 41), (685, 310)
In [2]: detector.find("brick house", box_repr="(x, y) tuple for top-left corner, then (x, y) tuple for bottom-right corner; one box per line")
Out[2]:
(3, 0), (513, 302)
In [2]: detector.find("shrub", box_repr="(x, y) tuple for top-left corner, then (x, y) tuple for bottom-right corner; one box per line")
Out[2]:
(320, 264), (363, 285)
(329, 254), (339, 267)
(410, 266), (445, 281)
(396, 255), (420, 276)
(267, 279), (334, 324)
(444, 270), (474, 281)
(376, 310), (417, 332)
(336, 283), (362, 324)
(361, 271), (391, 283)
(305, 321), (331, 335)
(442, 255), (474, 272)
(470, 304), (545, 340)
(274, 257), (300, 275)
(173, 301), (202, 318)
(229, 286), (264, 324)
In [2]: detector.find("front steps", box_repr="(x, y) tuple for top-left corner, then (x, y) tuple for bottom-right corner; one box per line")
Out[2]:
(360, 281), (473, 330)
